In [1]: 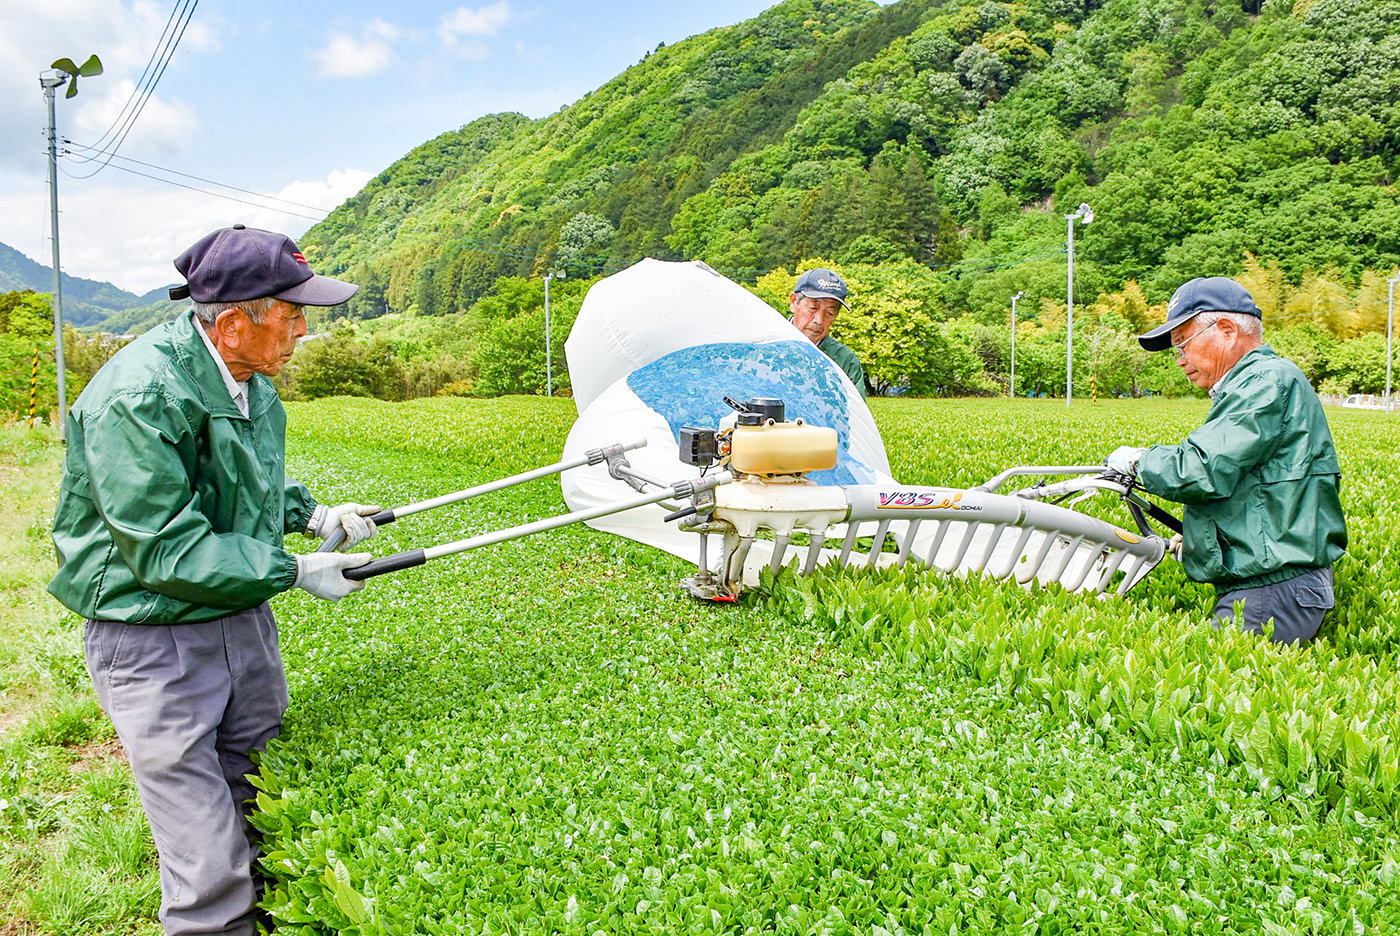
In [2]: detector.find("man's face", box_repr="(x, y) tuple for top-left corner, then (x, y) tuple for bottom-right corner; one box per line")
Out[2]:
(1170, 316), (1231, 390)
(227, 300), (307, 378)
(789, 293), (842, 345)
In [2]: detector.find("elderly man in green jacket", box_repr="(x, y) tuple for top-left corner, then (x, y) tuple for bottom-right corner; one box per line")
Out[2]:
(1105, 277), (1347, 645)
(788, 268), (867, 396)
(49, 225), (378, 935)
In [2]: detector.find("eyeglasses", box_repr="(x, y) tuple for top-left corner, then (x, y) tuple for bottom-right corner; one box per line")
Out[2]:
(1171, 321), (1218, 359)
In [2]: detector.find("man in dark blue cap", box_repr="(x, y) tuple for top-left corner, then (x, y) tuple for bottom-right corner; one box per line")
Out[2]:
(788, 267), (867, 395)
(1104, 276), (1347, 644)
(49, 225), (381, 934)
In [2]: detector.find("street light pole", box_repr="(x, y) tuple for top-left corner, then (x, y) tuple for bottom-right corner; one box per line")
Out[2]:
(1065, 202), (1093, 406)
(1010, 290), (1023, 399)
(543, 269), (565, 396)
(1387, 274), (1399, 412)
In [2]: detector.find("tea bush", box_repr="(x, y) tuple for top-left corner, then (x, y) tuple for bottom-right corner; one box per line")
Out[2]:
(255, 397), (1400, 933)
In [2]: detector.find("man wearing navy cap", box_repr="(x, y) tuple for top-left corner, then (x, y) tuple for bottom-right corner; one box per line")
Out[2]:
(789, 267), (866, 396)
(1104, 276), (1347, 644)
(49, 226), (380, 934)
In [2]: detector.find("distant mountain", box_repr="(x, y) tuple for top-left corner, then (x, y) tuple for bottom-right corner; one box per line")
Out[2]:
(0, 241), (173, 328)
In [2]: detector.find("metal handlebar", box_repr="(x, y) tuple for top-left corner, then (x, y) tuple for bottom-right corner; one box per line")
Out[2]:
(316, 437), (648, 552)
(343, 470), (732, 581)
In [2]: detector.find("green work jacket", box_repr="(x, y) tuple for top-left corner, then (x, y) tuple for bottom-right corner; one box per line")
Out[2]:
(1136, 345), (1346, 591)
(48, 313), (316, 624)
(818, 335), (866, 397)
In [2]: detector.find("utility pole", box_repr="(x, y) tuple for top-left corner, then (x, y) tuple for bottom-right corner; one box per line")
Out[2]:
(39, 55), (101, 440)
(1010, 291), (1023, 399)
(544, 269), (565, 396)
(1065, 202), (1093, 406)
(42, 73), (68, 438)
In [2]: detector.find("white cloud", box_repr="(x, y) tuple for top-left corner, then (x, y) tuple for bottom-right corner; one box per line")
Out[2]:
(65, 78), (198, 160)
(0, 166), (373, 296)
(0, 0), (217, 173)
(131, 0), (219, 56)
(311, 19), (400, 79)
(0, 0), (221, 169)
(439, 2), (511, 51)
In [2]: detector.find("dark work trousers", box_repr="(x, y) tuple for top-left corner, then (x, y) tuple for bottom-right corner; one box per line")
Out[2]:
(84, 602), (289, 936)
(1212, 566), (1336, 645)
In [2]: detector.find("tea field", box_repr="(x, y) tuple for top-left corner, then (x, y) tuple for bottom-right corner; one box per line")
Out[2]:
(251, 397), (1400, 935)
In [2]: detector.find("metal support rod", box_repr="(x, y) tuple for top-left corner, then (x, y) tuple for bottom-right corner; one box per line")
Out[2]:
(611, 463), (668, 490)
(1066, 211), (1074, 407)
(975, 464), (1108, 493)
(1065, 203), (1092, 407)
(1010, 291), (1022, 399)
(1387, 275), (1398, 412)
(544, 273), (553, 397)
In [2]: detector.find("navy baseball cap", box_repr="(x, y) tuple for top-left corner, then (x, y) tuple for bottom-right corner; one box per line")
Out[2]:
(793, 268), (849, 309)
(1137, 277), (1261, 351)
(169, 224), (358, 306)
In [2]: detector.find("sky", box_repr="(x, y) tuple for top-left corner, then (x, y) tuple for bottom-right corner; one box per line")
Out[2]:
(0, 0), (805, 296)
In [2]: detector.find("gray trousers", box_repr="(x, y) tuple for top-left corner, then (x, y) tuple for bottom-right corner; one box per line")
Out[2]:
(1212, 566), (1335, 645)
(84, 602), (289, 936)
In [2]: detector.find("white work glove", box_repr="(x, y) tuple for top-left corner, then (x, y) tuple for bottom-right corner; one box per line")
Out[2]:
(307, 502), (381, 548)
(1104, 445), (1147, 477)
(294, 552), (371, 602)
(1168, 533), (1183, 560)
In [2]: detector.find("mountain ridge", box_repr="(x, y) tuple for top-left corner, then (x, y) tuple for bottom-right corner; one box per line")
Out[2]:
(0, 240), (172, 327)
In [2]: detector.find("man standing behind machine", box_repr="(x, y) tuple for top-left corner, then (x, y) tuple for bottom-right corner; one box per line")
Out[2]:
(1104, 276), (1347, 644)
(788, 267), (867, 396)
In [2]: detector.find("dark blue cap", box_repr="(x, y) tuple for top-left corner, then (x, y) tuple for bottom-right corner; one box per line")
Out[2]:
(1138, 277), (1261, 351)
(169, 224), (357, 306)
(793, 268), (849, 309)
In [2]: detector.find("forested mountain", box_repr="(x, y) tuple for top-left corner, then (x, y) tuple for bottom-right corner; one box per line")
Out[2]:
(305, 0), (934, 316)
(300, 0), (1400, 324)
(0, 241), (165, 327)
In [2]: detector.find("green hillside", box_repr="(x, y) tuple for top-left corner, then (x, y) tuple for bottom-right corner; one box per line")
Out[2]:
(303, 0), (941, 315)
(299, 0), (1400, 322)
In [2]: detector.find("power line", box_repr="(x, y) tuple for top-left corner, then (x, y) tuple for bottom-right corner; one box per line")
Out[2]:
(59, 158), (327, 223)
(63, 0), (200, 179)
(60, 141), (333, 214)
(73, 0), (187, 157)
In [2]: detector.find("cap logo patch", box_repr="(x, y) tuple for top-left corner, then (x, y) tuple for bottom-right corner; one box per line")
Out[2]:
(292, 252), (308, 265)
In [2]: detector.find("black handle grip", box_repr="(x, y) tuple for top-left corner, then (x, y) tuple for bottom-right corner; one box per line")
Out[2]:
(1140, 499), (1183, 535)
(317, 509), (399, 553)
(1124, 493), (1183, 536)
(342, 548), (426, 580)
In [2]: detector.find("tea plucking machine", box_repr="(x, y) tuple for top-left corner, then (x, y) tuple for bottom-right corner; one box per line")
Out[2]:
(326, 396), (1178, 599)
